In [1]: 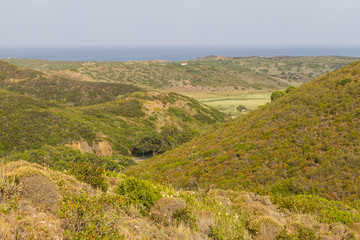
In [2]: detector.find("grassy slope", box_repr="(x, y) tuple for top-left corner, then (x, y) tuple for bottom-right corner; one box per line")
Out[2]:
(127, 61), (360, 203)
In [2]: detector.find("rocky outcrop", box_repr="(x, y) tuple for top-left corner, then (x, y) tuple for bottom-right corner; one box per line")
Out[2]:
(93, 140), (113, 157)
(65, 140), (113, 157)
(65, 141), (93, 154)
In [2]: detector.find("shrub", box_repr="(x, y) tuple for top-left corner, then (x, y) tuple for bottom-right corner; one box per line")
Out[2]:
(114, 177), (161, 215)
(208, 226), (225, 240)
(270, 90), (285, 101)
(272, 195), (360, 225)
(336, 78), (351, 87)
(173, 207), (198, 229)
(58, 193), (124, 240)
(276, 226), (320, 240)
(236, 105), (248, 112)
(0, 164), (19, 212)
(285, 86), (297, 93)
(151, 197), (186, 224)
(69, 162), (108, 192)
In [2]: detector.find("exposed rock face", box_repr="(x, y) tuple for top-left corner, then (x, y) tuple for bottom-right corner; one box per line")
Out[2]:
(65, 140), (113, 157)
(94, 140), (113, 157)
(65, 141), (94, 154)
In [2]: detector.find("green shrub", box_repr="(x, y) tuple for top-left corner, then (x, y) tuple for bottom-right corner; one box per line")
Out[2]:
(208, 226), (225, 240)
(285, 86), (297, 93)
(115, 177), (161, 215)
(69, 162), (108, 192)
(173, 207), (198, 229)
(270, 90), (285, 101)
(236, 105), (248, 112)
(336, 78), (351, 87)
(58, 193), (124, 240)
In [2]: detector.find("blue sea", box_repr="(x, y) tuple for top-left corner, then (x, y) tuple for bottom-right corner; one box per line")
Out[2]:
(1, 45), (360, 61)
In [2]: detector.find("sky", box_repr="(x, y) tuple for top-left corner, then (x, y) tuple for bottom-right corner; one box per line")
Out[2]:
(1, 0), (360, 47)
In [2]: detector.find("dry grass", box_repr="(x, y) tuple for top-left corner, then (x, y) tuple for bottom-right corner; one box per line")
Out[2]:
(20, 175), (60, 213)
(1, 161), (359, 239)
(5, 160), (94, 196)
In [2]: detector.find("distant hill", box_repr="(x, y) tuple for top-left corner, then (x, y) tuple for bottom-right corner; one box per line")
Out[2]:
(128, 60), (360, 203)
(3, 56), (359, 94)
(0, 60), (141, 106)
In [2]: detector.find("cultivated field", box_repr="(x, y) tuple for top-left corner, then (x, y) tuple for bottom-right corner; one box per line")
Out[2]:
(186, 92), (271, 116)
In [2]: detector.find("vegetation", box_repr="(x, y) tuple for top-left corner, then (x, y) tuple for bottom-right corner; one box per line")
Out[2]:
(2, 57), (360, 239)
(4, 56), (358, 94)
(115, 177), (161, 215)
(236, 104), (248, 112)
(128, 61), (360, 205)
(1, 161), (359, 239)
(4, 145), (130, 171)
(58, 193), (124, 239)
(0, 61), (227, 158)
(0, 90), (96, 156)
(270, 86), (297, 101)
(0, 60), (141, 106)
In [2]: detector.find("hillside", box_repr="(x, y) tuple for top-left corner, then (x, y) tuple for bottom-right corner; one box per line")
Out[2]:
(3, 56), (358, 94)
(0, 60), (141, 106)
(196, 56), (359, 86)
(1, 160), (359, 239)
(0, 61), (227, 157)
(0, 90), (226, 158)
(127, 60), (360, 204)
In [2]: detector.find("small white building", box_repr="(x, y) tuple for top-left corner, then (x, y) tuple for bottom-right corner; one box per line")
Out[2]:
(181, 62), (188, 66)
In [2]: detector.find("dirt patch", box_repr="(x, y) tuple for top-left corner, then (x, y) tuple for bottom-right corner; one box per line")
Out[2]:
(20, 175), (60, 213)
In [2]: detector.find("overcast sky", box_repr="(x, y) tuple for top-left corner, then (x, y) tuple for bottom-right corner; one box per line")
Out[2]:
(1, 0), (360, 47)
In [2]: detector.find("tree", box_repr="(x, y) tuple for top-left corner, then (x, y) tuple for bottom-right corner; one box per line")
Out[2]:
(236, 105), (248, 112)
(270, 90), (285, 101)
(132, 130), (164, 156)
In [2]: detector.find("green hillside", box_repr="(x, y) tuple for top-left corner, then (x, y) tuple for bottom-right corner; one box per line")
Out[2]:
(2, 59), (360, 239)
(127, 60), (360, 204)
(0, 90), (226, 158)
(0, 60), (141, 106)
(0, 90), (96, 155)
(0, 61), (227, 157)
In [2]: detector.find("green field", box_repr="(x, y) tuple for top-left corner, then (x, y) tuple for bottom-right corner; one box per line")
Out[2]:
(186, 92), (272, 116)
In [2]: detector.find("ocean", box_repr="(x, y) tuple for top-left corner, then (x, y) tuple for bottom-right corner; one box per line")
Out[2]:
(1, 45), (360, 61)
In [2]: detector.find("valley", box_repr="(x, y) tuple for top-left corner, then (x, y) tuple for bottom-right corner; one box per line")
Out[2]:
(3, 56), (359, 115)
(1, 57), (360, 239)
